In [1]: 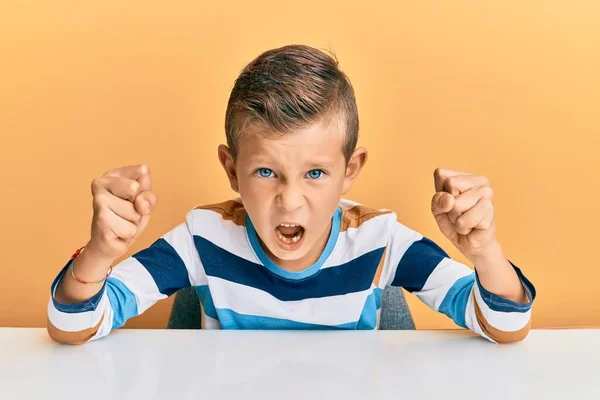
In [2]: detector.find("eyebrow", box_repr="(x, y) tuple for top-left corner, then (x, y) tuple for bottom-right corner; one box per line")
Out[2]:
(306, 162), (334, 169)
(248, 161), (334, 168)
(246, 156), (278, 166)
(246, 155), (334, 167)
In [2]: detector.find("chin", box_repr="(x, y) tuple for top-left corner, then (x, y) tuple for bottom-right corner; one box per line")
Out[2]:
(267, 236), (310, 261)
(269, 244), (308, 261)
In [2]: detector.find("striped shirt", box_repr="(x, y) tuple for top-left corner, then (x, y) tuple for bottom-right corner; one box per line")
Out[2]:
(47, 199), (535, 344)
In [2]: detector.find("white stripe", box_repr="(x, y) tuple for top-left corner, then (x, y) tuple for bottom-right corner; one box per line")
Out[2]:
(473, 283), (531, 332)
(202, 314), (222, 330)
(337, 198), (394, 213)
(110, 257), (167, 314)
(188, 208), (259, 264)
(376, 250), (391, 290)
(208, 276), (372, 326)
(89, 300), (114, 341)
(322, 213), (393, 269)
(164, 221), (206, 286)
(47, 292), (108, 332)
(200, 304), (222, 329)
(413, 258), (473, 310)
(464, 290), (496, 343)
(338, 198), (361, 209)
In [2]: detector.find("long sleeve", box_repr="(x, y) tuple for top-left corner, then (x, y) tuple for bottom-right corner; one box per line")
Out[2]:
(47, 218), (201, 345)
(386, 223), (536, 343)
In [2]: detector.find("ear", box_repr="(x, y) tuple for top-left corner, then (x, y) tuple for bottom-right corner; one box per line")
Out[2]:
(218, 144), (239, 193)
(342, 147), (368, 194)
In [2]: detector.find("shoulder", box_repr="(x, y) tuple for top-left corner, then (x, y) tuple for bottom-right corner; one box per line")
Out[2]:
(338, 199), (395, 230)
(185, 198), (247, 234)
(190, 198), (246, 222)
(337, 199), (399, 252)
(339, 199), (422, 242)
(183, 198), (256, 260)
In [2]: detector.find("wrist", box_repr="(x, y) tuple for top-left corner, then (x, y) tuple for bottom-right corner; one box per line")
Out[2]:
(83, 240), (118, 265)
(468, 240), (506, 270)
(71, 242), (116, 282)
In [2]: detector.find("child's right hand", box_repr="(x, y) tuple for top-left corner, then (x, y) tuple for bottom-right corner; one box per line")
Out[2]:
(87, 164), (158, 262)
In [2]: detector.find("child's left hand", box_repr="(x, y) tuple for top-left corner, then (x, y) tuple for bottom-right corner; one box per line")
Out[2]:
(430, 168), (499, 262)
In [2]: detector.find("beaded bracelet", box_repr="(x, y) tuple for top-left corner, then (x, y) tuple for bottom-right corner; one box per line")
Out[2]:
(69, 246), (113, 284)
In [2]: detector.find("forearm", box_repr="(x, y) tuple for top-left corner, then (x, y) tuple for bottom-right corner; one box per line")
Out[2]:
(470, 240), (528, 304)
(54, 242), (115, 304)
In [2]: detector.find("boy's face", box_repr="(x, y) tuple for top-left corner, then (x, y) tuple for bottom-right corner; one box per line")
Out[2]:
(218, 119), (367, 270)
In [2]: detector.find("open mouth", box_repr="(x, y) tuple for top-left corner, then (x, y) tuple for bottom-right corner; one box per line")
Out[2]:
(274, 223), (305, 250)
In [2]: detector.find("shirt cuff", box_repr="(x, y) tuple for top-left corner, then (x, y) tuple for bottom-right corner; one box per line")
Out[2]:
(475, 261), (536, 313)
(50, 258), (107, 313)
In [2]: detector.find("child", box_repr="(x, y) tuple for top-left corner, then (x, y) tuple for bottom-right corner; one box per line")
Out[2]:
(48, 44), (535, 345)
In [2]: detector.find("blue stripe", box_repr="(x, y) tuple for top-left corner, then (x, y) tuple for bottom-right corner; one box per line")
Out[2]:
(215, 308), (358, 330)
(246, 208), (342, 280)
(195, 285), (218, 319)
(195, 235), (384, 301)
(391, 237), (449, 292)
(50, 260), (106, 313)
(106, 277), (138, 329)
(357, 288), (383, 330)
(132, 238), (191, 296)
(438, 273), (475, 328)
(196, 286), (381, 330)
(475, 262), (536, 313)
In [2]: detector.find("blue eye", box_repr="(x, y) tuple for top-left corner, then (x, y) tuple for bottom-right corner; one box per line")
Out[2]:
(256, 168), (275, 178)
(307, 169), (324, 180)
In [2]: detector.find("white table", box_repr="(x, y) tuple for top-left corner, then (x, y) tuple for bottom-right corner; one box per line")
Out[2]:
(1, 328), (598, 400)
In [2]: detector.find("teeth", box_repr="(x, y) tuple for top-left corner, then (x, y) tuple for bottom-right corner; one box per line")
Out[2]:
(275, 228), (303, 244)
(280, 223), (298, 228)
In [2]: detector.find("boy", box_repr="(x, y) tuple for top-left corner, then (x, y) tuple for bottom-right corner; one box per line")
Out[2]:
(48, 45), (535, 345)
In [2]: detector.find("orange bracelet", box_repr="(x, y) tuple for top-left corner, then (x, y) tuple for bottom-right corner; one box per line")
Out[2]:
(69, 246), (113, 284)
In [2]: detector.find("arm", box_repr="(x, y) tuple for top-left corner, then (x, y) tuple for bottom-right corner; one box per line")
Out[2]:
(469, 240), (529, 303)
(48, 164), (199, 344)
(387, 229), (535, 343)
(48, 220), (199, 345)
(386, 168), (536, 343)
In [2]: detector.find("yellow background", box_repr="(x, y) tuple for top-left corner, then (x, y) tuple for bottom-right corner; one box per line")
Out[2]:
(1, 1), (598, 329)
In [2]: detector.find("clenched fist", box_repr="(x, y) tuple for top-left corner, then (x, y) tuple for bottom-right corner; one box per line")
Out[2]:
(431, 168), (497, 262)
(87, 164), (158, 261)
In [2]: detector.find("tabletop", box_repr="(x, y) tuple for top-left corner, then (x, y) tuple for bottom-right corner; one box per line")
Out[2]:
(1, 328), (598, 400)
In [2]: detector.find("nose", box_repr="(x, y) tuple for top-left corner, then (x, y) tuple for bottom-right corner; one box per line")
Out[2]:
(276, 182), (305, 213)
